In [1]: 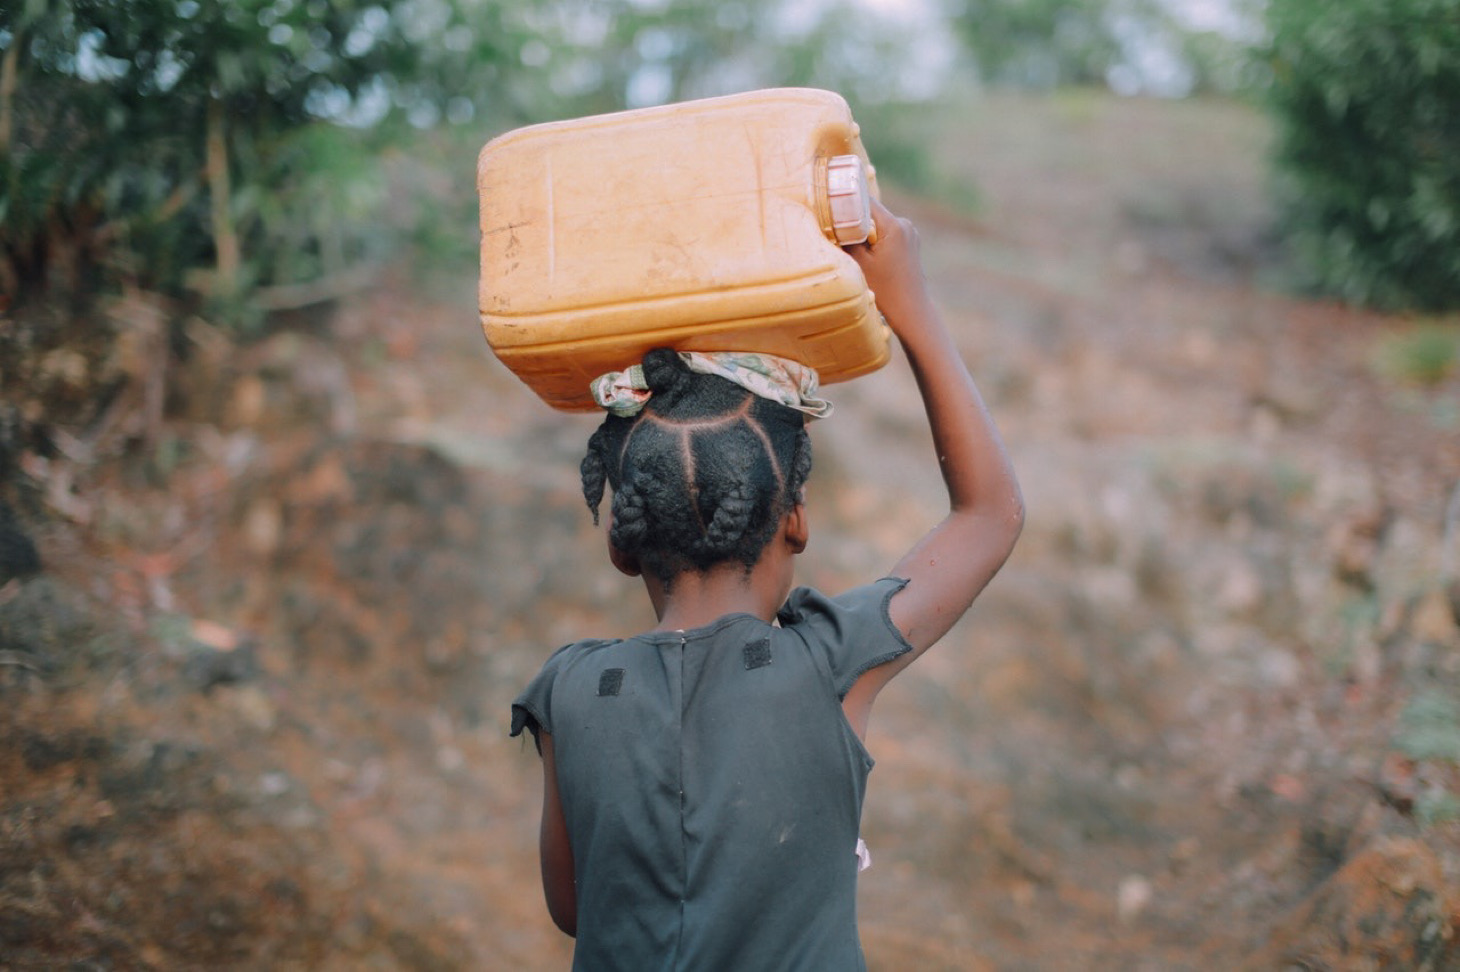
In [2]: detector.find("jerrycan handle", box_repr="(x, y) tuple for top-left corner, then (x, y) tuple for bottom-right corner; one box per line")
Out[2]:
(815, 154), (876, 247)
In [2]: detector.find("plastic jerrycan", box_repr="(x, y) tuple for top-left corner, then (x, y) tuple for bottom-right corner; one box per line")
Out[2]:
(477, 87), (890, 412)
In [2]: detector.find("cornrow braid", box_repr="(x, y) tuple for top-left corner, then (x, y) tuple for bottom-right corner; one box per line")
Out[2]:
(579, 348), (813, 585)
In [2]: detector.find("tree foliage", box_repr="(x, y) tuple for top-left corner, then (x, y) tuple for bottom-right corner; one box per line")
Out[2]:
(948, 0), (1258, 96)
(0, 0), (523, 313)
(1263, 0), (1460, 311)
(950, 0), (1193, 90)
(953, 0), (1129, 87)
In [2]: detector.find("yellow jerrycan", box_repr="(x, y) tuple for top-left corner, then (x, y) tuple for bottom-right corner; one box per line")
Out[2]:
(477, 87), (890, 412)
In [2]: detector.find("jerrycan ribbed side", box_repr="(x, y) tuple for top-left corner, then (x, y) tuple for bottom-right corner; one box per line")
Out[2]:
(477, 87), (891, 412)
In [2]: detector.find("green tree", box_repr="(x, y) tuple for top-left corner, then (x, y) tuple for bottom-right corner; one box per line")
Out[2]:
(953, 0), (1123, 87)
(525, 0), (929, 116)
(1263, 0), (1460, 310)
(947, 0), (1260, 96)
(0, 0), (522, 312)
(949, 0), (1182, 89)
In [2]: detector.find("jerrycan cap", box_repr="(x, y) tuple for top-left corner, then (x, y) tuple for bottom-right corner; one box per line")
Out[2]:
(816, 154), (874, 246)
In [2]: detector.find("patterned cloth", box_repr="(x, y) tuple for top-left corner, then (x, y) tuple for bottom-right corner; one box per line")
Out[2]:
(590, 351), (834, 419)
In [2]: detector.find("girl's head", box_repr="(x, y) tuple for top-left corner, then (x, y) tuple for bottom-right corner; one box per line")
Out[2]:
(580, 348), (813, 586)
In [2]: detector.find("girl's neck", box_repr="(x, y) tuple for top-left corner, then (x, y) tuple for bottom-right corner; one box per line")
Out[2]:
(644, 563), (785, 632)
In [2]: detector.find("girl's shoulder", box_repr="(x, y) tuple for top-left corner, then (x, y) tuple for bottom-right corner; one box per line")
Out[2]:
(776, 576), (910, 629)
(775, 577), (914, 699)
(547, 636), (622, 660)
(509, 637), (621, 743)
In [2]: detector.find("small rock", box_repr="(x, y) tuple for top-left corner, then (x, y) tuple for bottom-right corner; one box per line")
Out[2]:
(1249, 403), (1283, 444)
(436, 746), (465, 773)
(1253, 384), (1322, 424)
(1241, 836), (1456, 970)
(1378, 754), (1423, 814)
(1168, 837), (1200, 875)
(190, 618), (241, 651)
(243, 499), (283, 557)
(258, 771), (291, 797)
(231, 684), (277, 732)
(1215, 558), (1265, 618)
(230, 374), (267, 426)
(1010, 879), (1037, 908)
(1268, 773), (1305, 803)
(185, 640), (260, 693)
(40, 347), (90, 387)
(1326, 507), (1388, 590)
(1082, 565), (1138, 609)
(1118, 874), (1153, 921)
(1258, 648), (1302, 689)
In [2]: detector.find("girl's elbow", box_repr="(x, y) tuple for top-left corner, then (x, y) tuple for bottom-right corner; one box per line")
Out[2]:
(543, 872), (577, 936)
(954, 494), (1024, 554)
(988, 477), (1026, 552)
(1003, 495), (1026, 550)
(551, 908), (577, 938)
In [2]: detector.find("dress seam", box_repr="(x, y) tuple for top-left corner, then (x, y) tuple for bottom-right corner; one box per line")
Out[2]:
(672, 631), (688, 967)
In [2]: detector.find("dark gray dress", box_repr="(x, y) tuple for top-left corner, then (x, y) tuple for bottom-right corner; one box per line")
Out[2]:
(510, 577), (912, 972)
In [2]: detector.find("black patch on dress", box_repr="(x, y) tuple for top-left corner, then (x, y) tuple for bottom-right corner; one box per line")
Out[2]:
(743, 638), (773, 670)
(598, 668), (625, 696)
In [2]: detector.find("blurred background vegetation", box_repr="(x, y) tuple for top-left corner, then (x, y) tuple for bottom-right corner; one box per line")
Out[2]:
(2, 0), (1456, 337)
(1264, 0), (1460, 311)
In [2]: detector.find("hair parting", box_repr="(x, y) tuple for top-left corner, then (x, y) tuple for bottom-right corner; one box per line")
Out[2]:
(579, 348), (813, 583)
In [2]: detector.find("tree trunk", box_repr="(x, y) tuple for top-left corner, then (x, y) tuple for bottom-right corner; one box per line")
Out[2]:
(0, 30), (18, 157)
(207, 98), (240, 296)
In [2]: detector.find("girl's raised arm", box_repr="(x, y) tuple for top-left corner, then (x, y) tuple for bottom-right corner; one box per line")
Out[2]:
(841, 199), (1024, 731)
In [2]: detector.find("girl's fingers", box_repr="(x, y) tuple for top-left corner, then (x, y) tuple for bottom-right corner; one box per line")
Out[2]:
(864, 198), (904, 250)
(845, 199), (934, 333)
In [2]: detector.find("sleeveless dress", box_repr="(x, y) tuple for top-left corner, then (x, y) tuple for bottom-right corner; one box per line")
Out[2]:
(510, 577), (912, 972)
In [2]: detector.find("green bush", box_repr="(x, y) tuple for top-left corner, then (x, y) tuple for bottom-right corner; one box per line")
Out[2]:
(1263, 0), (1460, 311)
(1395, 690), (1460, 763)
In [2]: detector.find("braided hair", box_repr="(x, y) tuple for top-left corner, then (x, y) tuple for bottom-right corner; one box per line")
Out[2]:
(580, 348), (814, 585)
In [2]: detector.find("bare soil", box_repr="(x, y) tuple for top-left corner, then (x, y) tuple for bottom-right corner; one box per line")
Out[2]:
(3, 92), (1458, 970)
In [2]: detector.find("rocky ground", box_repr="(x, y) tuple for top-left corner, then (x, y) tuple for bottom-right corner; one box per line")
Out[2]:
(2, 93), (1458, 970)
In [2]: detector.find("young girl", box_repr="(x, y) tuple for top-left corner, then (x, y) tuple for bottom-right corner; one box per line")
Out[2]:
(510, 199), (1023, 970)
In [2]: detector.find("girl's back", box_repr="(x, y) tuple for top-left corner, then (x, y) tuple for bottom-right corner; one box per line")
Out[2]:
(514, 581), (909, 970)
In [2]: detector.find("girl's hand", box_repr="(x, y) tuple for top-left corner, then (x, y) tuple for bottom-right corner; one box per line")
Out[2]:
(846, 198), (937, 337)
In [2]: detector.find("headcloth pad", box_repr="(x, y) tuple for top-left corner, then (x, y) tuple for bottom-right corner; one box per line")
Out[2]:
(590, 351), (833, 419)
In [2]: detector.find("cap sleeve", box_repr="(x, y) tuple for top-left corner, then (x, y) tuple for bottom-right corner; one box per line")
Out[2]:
(509, 642), (579, 750)
(776, 577), (913, 699)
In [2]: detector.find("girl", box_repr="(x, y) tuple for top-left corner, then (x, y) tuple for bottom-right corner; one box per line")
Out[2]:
(510, 199), (1024, 970)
